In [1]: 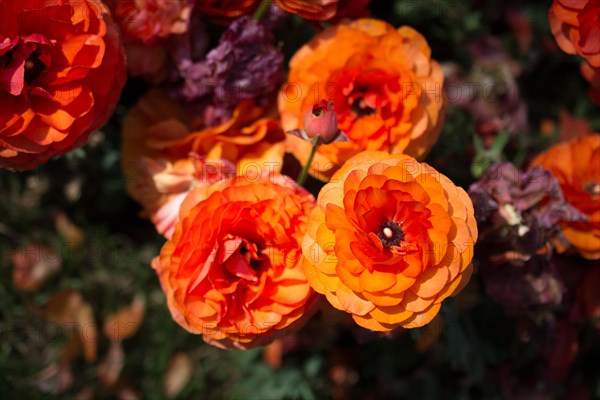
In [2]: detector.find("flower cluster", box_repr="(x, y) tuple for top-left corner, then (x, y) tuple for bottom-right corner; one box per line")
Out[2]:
(116, 9), (479, 346)
(5, 0), (599, 362)
(115, 3), (599, 351)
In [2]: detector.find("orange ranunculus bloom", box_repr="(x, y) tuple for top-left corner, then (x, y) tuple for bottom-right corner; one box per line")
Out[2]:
(302, 151), (477, 331)
(195, 0), (260, 18)
(153, 175), (318, 349)
(122, 90), (286, 239)
(549, 0), (600, 105)
(533, 134), (600, 259)
(279, 19), (445, 181)
(274, 0), (338, 20)
(0, 0), (126, 170)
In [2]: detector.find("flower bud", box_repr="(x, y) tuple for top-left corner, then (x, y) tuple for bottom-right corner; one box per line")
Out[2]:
(303, 100), (339, 143)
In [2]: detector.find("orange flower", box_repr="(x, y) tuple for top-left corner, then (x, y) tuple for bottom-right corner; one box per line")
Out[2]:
(274, 0), (338, 20)
(549, 0), (600, 105)
(532, 134), (600, 259)
(279, 19), (445, 180)
(302, 151), (477, 331)
(121, 90), (286, 238)
(0, 0), (126, 170)
(153, 176), (318, 349)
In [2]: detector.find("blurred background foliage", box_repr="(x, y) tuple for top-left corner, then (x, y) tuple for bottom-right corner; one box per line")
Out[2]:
(1, 0), (599, 399)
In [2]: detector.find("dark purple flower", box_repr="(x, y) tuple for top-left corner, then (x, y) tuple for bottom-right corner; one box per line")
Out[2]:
(469, 162), (587, 311)
(172, 16), (283, 127)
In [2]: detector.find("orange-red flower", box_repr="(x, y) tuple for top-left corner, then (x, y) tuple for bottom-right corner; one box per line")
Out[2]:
(532, 134), (600, 259)
(549, 0), (600, 105)
(0, 0), (126, 170)
(153, 176), (317, 349)
(121, 90), (286, 238)
(279, 19), (445, 180)
(302, 151), (477, 331)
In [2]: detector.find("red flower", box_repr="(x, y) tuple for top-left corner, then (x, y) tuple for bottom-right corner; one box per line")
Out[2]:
(0, 0), (126, 170)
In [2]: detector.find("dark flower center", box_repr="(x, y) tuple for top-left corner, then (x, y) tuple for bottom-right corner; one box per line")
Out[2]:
(351, 97), (376, 117)
(377, 221), (405, 248)
(0, 51), (13, 68)
(239, 241), (262, 270)
(24, 49), (46, 85)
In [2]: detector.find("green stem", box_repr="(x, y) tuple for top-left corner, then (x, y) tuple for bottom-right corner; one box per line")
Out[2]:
(297, 137), (320, 186)
(253, 0), (271, 20)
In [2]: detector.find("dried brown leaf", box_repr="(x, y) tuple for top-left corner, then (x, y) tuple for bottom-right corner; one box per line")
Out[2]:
(164, 353), (193, 399)
(103, 296), (146, 341)
(45, 290), (98, 362)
